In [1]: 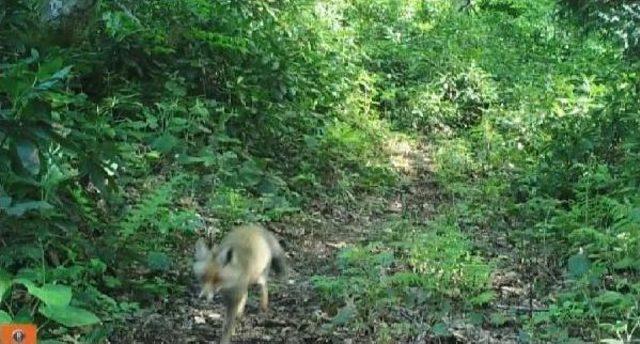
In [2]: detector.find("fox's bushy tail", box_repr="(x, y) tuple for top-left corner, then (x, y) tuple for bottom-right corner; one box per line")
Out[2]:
(264, 230), (287, 277)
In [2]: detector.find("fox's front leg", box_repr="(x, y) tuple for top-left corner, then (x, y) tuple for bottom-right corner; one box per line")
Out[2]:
(220, 288), (247, 344)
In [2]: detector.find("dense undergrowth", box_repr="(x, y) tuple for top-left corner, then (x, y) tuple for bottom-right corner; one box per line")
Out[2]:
(1, 0), (639, 342)
(312, 0), (640, 342)
(1, 0), (396, 341)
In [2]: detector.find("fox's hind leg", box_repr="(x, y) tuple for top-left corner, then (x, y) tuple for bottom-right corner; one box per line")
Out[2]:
(257, 272), (269, 312)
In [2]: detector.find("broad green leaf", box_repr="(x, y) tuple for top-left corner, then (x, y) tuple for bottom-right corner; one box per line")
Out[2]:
(36, 57), (63, 81)
(13, 278), (37, 293)
(13, 306), (33, 323)
(35, 284), (72, 306)
(35, 66), (73, 91)
(14, 279), (72, 306)
(0, 269), (11, 301)
(16, 267), (42, 280)
(16, 139), (40, 175)
(6, 201), (53, 217)
(39, 304), (100, 327)
(50, 65), (73, 81)
(0, 70), (30, 100)
(0, 310), (11, 324)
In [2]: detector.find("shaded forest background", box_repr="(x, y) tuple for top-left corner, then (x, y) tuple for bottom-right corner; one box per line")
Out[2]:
(1, 0), (640, 342)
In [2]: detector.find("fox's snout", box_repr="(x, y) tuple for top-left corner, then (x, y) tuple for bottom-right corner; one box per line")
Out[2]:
(196, 270), (223, 300)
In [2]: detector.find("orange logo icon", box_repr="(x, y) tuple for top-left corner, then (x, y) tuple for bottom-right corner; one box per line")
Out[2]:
(0, 324), (37, 344)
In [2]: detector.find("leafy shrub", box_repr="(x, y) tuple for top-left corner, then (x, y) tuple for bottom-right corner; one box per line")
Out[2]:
(312, 220), (493, 340)
(558, 0), (640, 55)
(478, 0), (528, 17)
(373, 0), (640, 340)
(438, 65), (499, 128)
(380, 65), (499, 133)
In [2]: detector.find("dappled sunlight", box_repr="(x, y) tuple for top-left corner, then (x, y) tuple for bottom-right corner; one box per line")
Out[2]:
(313, 1), (348, 32)
(383, 134), (428, 177)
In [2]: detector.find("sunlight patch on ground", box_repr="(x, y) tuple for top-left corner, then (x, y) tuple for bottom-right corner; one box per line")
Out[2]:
(383, 134), (432, 178)
(384, 134), (418, 175)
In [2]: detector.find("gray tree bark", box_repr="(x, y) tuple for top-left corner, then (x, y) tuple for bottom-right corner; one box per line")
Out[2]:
(41, 0), (97, 25)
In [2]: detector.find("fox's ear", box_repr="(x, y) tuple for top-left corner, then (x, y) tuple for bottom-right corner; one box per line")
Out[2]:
(194, 238), (211, 261)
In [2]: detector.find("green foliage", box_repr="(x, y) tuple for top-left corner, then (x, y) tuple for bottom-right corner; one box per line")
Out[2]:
(312, 219), (493, 340)
(1, 274), (101, 329)
(118, 174), (199, 237)
(557, 0), (640, 55)
(0, 311), (11, 324)
(306, 0), (640, 341)
(2, 0), (640, 341)
(477, 0), (529, 17)
(1, 0), (397, 340)
(410, 0), (640, 341)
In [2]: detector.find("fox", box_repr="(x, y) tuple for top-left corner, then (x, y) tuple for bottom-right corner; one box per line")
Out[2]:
(193, 223), (287, 344)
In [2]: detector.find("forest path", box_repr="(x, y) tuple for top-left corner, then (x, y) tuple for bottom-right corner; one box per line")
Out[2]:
(109, 136), (440, 343)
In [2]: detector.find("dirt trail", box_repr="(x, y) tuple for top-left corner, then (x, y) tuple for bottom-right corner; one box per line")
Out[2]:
(109, 138), (439, 343)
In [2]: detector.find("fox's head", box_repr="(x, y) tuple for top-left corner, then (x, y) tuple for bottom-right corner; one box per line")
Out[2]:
(193, 238), (236, 300)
